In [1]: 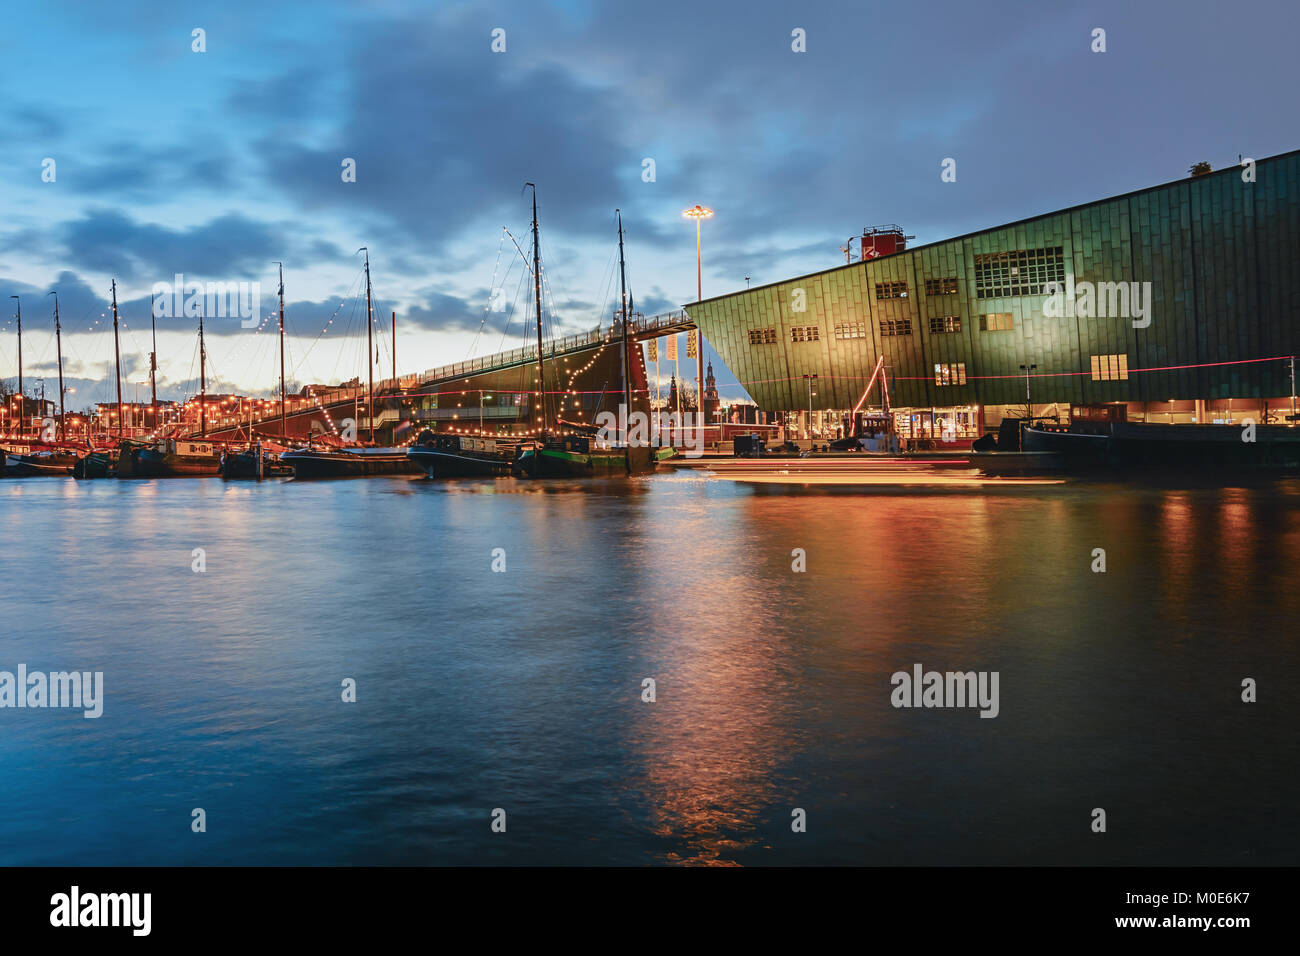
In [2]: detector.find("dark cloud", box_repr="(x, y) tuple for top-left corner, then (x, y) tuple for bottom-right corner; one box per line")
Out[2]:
(254, 17), (633, 256)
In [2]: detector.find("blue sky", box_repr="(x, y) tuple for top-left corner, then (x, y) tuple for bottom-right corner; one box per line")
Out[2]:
(1, 0), (1296, 410)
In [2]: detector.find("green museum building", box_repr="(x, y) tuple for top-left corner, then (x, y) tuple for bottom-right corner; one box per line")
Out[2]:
(684, 150), (1300, 442)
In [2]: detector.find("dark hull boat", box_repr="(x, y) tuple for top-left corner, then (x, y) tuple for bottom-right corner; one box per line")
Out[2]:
(406, 431), (516, 478)
(4, 451), (78, 476)
(281, 446), (423, 479)
(1022, 421), (1300, 471)
(219, 448), (294, 479)
(515, 438), (657, 478)
(128, 440), (221, 478)
(74, 450), (116, 479)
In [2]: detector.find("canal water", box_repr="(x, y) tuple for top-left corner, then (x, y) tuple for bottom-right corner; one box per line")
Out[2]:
(1, 472), (1296, 865)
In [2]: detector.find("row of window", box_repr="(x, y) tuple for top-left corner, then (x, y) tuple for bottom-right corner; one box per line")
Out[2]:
(752, 314), (996, 343)
(875, 278), (961, 299)
(929, 355), (1129, 386)
(871, 246), (1067, 302)
(747, 323), (1130, 384)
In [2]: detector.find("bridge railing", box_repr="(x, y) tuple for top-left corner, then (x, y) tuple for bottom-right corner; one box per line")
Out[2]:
(414, 310), (693, 386)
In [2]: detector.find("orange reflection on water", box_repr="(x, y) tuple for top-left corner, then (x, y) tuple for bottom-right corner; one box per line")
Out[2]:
(625, 497), (793, 866)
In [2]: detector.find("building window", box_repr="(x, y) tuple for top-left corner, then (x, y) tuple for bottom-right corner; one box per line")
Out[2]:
(748, 328), (777, 345)
(928, 315), (962, 333)
(973, 247), (1065, 298)
(979, 313), (1014, 331)
(1091, 354), (1129, 381)
(790, 325), (821, 343)
(880, 319), (913, 336)
(935, 363), (967, 386)
(875, 280), (909, 300)
(834, 322), (867, 339)
(925, 277), (960, 296)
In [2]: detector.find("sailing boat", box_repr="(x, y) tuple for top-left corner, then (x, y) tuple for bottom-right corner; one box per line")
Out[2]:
(4, 291), (81, 476)
(74, 282), (129, 478)
(281, 248), (422, 478)
(131, 305), (221, 477)
(221, 264), (295, 479)
(514, 199), (656, 478)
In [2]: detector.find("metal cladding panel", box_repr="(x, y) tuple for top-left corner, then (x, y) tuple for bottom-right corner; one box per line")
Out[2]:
(688, 151), (1300, 411)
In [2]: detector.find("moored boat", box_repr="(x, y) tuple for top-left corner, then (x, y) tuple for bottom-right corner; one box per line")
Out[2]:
(281, 444), (423, 479)
(1020, 421), (1300, 471)
(220, 442), (295, 479)
(514, 437), (655, 478)
(406, 431), (516, 477)
(4, 450), (78, 476)
(129, 439), (222, 478)
(73, 450), (116, 479)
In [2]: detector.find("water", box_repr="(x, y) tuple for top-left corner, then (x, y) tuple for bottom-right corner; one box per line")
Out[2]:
(1, 472), (1297, 866)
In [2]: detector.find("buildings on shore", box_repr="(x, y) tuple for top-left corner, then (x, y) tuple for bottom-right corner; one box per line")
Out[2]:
(685, 150), (1300, 444)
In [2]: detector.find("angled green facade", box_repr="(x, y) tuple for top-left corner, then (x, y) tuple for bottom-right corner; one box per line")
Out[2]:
(686, 150), (1300, 413)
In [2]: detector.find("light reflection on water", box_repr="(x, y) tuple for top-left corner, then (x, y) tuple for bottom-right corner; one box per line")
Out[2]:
(0, 473), (1297, 865)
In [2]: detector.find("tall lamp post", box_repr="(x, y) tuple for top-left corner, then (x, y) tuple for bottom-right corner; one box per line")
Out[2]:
(1020, 363), (1037, 419)
(683, 204), (713, 447)
(803, 373), (818, 442)
(1020, 363), (1037, 450)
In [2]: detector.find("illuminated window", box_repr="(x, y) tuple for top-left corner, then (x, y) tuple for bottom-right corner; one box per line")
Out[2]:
(934, 363), (967, 386)
(748, 328), (777, 345)
(925, 277), (960, 296)
(789, 325), (821, 343)
(928, 315), (962, 333)
(875, 281), (909, 300)
(979, 313), (1014, 331)
(834, 322), (867, 339)
(880, 319), (912, 336)
(1090, 354), (1129, 381)
(974, 247), (1065, 298)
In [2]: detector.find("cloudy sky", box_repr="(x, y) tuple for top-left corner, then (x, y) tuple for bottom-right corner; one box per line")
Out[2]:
(1, 0), (1295, 409)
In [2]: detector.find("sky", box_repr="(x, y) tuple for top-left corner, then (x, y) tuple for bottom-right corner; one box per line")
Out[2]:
(1, 0), (1297, 411)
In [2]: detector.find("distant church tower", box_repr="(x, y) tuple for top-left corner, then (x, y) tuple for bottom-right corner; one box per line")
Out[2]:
(703, 362), (720, 422)
(667, 374), (679, 411)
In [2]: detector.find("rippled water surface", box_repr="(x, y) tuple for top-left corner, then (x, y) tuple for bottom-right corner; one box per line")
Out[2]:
(1, 472), (1297, 865)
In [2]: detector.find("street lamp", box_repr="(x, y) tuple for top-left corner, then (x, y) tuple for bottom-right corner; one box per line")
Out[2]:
(1020, 364), (1037, 420)
(803, 373), (818, 442)
(682, 205), (714, 303)
(683, 204), (714, 449)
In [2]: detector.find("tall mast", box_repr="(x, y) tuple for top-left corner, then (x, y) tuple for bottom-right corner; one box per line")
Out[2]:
(111, 281), (123, 440)
(149, 293), (158, 433)
(277, 262), (287, 437)
(9, 296), (20, 437)
(617, 210), (632, 471)
(364, 248), (374, 442)
(526, 183), (545, 435)
(392, 310), (397, 390)
(199, 314), (207, 438)
(50, 292), (65, 441)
